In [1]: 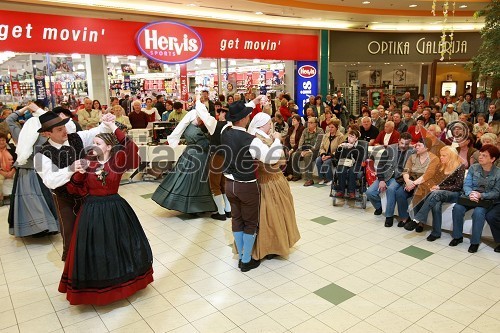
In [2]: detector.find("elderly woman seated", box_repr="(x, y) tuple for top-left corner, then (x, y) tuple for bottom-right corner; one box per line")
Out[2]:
(404, 146), (465, 239)
(273, 113), (289, 141)
(451, 145), (500, 253)
(332, 126), (366, 199)
(315, 119), (345, 185)
(394, 137), (440, 228)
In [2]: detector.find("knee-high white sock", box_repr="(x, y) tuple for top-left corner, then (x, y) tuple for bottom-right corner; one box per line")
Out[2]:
(222, 193), (231, 212)
(213, 194), (225, 215)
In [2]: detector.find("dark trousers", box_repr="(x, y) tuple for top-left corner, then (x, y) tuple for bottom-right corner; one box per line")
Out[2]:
(225, 179), (259, 235)
(52, 194), (80, 261)
(486, 204), (500, 243)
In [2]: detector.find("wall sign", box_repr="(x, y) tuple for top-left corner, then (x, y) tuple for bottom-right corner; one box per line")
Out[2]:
(136, 21), (203, 64)
(296, 61), (318, 116)
(0, 9), (318, 61)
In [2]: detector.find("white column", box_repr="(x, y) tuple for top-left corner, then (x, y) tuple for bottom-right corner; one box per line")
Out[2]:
(85, 55), (109, 105)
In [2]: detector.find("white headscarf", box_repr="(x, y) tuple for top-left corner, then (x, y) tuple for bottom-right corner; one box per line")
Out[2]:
(248, 113), (271, 136)
(166, 101), (217, 148)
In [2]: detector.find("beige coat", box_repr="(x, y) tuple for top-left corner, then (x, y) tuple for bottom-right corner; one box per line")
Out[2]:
(319, 132), (345, 156)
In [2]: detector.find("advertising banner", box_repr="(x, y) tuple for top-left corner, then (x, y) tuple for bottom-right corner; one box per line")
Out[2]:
(179, 63), (188, 101)
(296, 61), (318, 116)
(0, 10), (318, 61)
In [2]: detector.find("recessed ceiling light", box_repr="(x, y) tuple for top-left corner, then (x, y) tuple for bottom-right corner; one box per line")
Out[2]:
(371, 22), (379, 24)
(362, 1), (371, 4)
(459, 5), (467, 8)
(409, 4), (417, 8)
(255, 11), (263, 15)
(187, 3), (197, 7)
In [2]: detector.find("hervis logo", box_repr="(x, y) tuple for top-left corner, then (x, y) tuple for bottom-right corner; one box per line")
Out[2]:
(298, 65), (317, 78)
(136, 21), (203, 64)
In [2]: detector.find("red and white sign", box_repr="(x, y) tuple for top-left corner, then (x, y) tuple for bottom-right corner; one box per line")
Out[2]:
(298, 65), (317, 78)
(136, 21), (203, 64)
(0, 10), (318, 61)
(179, 63), (188, 100)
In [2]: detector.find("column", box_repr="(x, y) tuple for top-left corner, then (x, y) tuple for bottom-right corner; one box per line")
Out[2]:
(85, 54), (109, 105)
(319, 30), (329, 98)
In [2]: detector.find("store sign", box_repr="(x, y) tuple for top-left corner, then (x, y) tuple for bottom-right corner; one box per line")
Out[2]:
(32, 60), (47, 104)
(0, 10), (318, 61)
(296, 61), (318, 116)
(179, 64), (188, 100)
(330, 31), (480, 62)
(136, 22), (203, 64)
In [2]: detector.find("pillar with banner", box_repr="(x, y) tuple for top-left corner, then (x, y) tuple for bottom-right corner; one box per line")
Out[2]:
(296, 61), (318, 116)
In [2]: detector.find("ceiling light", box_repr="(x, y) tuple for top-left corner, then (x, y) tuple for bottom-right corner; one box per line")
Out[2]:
(210, 62), (216, 68)
(362, 1), (371, 4)
(409, 4), (417, 8)
(255, 12), (263, 15)
(253, 59), (260, 63)
(187, 3), (197, 7)
(137, 66), (143, 71)
(459, 5), (467, 8)
(116, 69), (122, 74)
(110, 56), (119, 63)
(127, 56), (136, 60)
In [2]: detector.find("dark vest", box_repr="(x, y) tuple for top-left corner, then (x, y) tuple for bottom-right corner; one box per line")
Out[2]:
(221, 127), (257, 181)
(40, 133), (85, 196)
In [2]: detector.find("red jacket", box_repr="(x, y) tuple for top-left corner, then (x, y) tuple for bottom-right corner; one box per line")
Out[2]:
(373, 130), (400, 146)
(279, 106), (292, 122)
(412, 99), (429, 111)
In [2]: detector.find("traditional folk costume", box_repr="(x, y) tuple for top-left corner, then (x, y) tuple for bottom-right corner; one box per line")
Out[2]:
(248, 113), (300, 260)
(220, 101), (283, 272)
(6, 108), (59, 237)
(59, 129), (153, 305)
(152, 102), (217, 214)
(35, 111), (111, 260)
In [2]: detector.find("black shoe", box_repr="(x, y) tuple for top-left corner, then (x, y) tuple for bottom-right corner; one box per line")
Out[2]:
(397, 220), (406, 228)
(468, 244), (479, 253)
(427, 234), (440, 242)
(384, 216), (394, 227)
(494, 245), (500, 253)
(415, 224), (424, 233)
(238, 260), (242, 268)
(374, 208), (383, 215)
(32, 230), (49, 238)
(404, 220), (418, 231)
(449, 237), (463, 247)
(225, 211), (232, 218)
(211, 213), (227, 221)
(265, 254), (278, 260)
(240, 258), (260, 272)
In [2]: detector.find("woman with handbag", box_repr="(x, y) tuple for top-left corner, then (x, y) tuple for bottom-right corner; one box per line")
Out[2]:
(403, 146), (465, 240)
(450, 144), (500, 253)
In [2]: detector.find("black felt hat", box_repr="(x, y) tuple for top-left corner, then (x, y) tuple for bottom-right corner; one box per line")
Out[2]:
(37, 112), (70, 132)
(227, 100), (253, 122)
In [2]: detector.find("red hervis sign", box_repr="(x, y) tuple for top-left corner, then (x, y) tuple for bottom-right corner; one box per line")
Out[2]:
(136, 21), (203, 64)
(298, 65), (317, 78)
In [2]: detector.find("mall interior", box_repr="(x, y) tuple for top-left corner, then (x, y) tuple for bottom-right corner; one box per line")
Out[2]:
(0, 0), (499, 332)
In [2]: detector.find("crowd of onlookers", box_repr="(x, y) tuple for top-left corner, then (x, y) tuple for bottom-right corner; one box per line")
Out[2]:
(1, 88), (499, 251)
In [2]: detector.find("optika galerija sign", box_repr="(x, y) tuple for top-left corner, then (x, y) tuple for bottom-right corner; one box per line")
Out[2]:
(367, 37), (467, 56)
(136, 21), (203, 64)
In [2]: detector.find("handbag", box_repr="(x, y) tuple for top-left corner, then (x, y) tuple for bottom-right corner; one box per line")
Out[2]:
(338, 158), (354, 168)
(457, 196), (494, 209)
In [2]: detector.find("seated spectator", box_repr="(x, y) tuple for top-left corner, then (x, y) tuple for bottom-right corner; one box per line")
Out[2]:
(371, 109), (385, 132)
(273, 113), (289, 141)
(333, 128), (365, 198)
(424, 124), (446, 156)
(407, 116), (425, 144)
(412, 105), (424, 120)
(287, 117), (324, 186)
(366, 133), (414, 225)
(393, 111), (408, 134)
(473, 113), (489, 136)
(392, 137), (439, 227)
(168, 102), (188, 122)
(359, 116), (379, 146)
(320, 110), (334, 132)
(285, 115), (305, 177)
(451, 145), (500, 253)
(316, 119), (344, 185)
(405, 146), (465, 240)
(77, 98), (100, 129)
(456, 133), (477, 168)
(435, 111), (443, 121)
(487, 103), (500, 123)
(302, 107), (315, 123)
(373, 121), (400, 146)
(488, 120), (500, 136)
(402, 106), (415, 128)
(0, 108), (13, 135)
(111, 105), (132, 131)
(443, 104), (459, 124)
(0, 132), (16, 206)
(436, 118), (451, 144)
(422, 109), (435, 128)
(486, 202), (500, 253)
(412, 94), (429, 111)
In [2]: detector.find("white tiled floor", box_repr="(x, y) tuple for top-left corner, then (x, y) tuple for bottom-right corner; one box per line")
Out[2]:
(1, 180), (500, 333)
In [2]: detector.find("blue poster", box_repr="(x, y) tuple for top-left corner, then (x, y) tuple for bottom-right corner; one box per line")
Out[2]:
(32, 60), (47, 106)
(296, 61), (318, 116)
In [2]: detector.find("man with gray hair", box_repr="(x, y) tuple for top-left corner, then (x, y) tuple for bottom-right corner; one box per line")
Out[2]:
(371, 108), (385, 132)
(76, 98), (100, 129)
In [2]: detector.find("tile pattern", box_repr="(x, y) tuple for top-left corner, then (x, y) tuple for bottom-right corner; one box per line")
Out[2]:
(0, 180), (499, 333)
